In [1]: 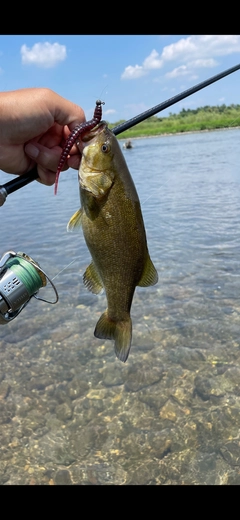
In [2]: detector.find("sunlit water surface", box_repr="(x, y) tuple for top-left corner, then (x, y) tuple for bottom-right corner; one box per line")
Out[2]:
(0, 128), (240, 484)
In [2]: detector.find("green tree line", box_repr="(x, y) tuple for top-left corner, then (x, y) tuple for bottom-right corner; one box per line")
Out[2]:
(108, 104), (240, 139)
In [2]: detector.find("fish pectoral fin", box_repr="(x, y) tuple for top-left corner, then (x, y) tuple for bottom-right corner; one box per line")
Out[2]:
(138, 254), (158, 287)
(86, 173), (113, 198)
(67, 209), (83, 232)
(94, 311), (132, 363)
(83, 262), (103, 294)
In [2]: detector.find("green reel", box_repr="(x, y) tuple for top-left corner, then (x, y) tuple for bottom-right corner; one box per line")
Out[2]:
(0, 251), (58, 324)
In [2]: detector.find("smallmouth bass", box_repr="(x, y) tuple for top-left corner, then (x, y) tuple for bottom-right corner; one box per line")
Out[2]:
(68, 122), (158, 362)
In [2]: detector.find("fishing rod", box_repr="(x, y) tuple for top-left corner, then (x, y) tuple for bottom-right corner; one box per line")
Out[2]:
(113, 62), (240, 135)
(0, 62), (239, 206)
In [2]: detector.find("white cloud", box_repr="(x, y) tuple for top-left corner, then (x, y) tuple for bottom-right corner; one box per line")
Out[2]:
(21, 42), (67, 68)
(161, 36), (197, 61)
(143, 49), (163, 70)
(121, 35), (240, 80)
(190, 58), (218, 68)
(197, 35), (240, 56)
(166, 59), (218, 78)
(104, 108), (116, 115)
(161, 35), (240, 62)
(121, 64), (146, 79)
(166, 65), (189, 79)
(121, 49), (162, 80)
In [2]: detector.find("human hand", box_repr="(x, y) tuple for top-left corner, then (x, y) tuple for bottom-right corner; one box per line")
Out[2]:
(0, 88), (86, 185)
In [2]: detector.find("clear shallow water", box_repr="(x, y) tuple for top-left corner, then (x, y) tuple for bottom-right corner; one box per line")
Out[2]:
(0, 128), (240, 484)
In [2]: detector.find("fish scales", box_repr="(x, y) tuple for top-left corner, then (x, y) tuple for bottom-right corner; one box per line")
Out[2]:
(68, 121), (158, 362)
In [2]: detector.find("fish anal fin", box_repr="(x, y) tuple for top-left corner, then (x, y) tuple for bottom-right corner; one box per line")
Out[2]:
(94, 310), (132, 363)
(83, 262), (103, 294)
(67, 209), (83, 232)
(138, 254), (158, 287)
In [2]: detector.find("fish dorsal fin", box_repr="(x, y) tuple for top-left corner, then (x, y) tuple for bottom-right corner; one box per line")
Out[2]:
(83, 262), (103, 294)
(67, 209), (83, 232)
(138, 254), (158, 287)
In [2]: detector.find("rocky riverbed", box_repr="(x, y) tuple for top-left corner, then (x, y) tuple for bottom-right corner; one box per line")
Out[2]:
(1, 285), (240, 485)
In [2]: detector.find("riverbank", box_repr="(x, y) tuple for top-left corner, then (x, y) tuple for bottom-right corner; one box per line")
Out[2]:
(109, 104), (240, 140)
(118, 125), (240, 142)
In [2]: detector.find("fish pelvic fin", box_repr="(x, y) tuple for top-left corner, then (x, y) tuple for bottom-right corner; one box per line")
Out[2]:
(83, 262), (103, 294)
(138, 254), (158, 287)
(67, 209), (83, 232)
(94, 310), (132, 363)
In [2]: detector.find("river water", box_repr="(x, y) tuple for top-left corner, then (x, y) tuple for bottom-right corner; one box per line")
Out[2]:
(0, 128), (240, 484)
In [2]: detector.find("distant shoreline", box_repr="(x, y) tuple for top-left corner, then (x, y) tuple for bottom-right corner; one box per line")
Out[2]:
(118, 125), (240, 141)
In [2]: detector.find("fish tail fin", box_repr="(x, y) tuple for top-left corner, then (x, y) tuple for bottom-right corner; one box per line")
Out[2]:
(94, 310), (132, 363)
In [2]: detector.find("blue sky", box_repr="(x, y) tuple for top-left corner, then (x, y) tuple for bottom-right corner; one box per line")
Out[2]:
(0, 35), (240, 123)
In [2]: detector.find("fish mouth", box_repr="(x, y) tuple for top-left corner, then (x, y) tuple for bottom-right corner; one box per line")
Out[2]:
(81, 121), (107, 142)
(77, 121), (107, 154)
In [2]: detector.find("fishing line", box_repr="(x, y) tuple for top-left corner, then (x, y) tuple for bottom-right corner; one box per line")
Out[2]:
(98, 84), (108, 100)
(51, 258), (78, 282)
(229, 116), (240, 128)
(142, 193), (156, 205)
(141, 176), (174, 206)
(140, 170), (180, 220)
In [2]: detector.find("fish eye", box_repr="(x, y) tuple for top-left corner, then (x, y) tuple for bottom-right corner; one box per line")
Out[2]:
(101, 143), (110, 153)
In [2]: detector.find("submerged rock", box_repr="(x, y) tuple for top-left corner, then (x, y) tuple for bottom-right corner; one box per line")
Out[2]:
(55, 403), (73, 422)
(54, 469), (72, 485)
(124, 361), (164, 392)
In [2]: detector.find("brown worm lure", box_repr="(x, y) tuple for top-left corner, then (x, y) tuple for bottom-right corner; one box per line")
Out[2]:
(54, 99), (105, 195)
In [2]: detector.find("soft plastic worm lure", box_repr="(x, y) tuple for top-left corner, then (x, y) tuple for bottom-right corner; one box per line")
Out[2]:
(54, 100), (105, 195)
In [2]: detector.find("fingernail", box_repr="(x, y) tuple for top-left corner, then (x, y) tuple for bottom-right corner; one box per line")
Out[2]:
(25, 143), (40, 159)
